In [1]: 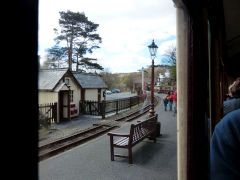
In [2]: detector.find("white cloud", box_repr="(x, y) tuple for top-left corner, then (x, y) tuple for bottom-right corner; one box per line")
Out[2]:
(97, 53), (150, 73)
(158, 39), (176, 54)
(38, 0), (176, 72)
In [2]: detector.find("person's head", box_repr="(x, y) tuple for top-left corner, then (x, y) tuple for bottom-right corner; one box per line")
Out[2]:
(231, 77), (240, 98)
(168, 91), (170, 95)
(228, 83), (235, 97)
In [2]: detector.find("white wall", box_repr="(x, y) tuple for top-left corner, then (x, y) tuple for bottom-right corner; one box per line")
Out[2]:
(38, 91), (59, 122)
(84, 88), (107, 101)
(61, 76), (81, 117)
(38, 91), (58, 105)
(85, 89), (98, 101)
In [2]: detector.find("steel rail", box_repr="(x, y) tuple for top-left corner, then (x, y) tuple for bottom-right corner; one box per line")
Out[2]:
(39, 125), (115, 161)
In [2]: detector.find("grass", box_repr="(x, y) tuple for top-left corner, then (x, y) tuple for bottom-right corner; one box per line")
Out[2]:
(38, 123), (56, 139)
(39, 127), (49, 140)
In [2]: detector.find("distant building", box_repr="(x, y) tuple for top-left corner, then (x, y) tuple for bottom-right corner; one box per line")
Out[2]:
(132, 77), (151, 94)
(155, 69), (176, 93)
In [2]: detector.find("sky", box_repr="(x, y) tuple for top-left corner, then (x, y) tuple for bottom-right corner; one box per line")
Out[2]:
(38, 0), (176, 73)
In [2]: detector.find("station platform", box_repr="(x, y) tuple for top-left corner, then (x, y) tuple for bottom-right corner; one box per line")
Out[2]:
(39, 94), (177, 180)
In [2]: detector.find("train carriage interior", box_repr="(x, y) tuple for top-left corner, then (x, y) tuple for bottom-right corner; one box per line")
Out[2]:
(174, 0), (240, 179)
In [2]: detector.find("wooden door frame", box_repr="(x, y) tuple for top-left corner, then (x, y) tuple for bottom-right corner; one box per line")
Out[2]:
(98, 88), (101, 102)
(81, 89), (85, 101)
(59, 90), (70, 122)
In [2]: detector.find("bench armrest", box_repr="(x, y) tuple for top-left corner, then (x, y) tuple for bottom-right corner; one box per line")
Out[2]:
(107, 132), (130, 137)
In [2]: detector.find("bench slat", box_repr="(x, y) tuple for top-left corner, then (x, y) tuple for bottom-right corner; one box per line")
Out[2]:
(114, 154), (129, 158)
(114, 137), (129, 147)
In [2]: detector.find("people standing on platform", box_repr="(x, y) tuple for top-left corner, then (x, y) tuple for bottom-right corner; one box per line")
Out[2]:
(173, 90), (177, 113)
(163, 93), (169, 111)
(168, 91), (173, 111)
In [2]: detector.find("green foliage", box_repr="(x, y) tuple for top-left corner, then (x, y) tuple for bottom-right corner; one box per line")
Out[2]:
(42, 45), (68, 69)
(169, 66), (176, 81)
(124, 74), (135, 91)
(100, 70), (118, 90)
(44, 10), (103, 71)
(100, 70), (141, 91)
(78, 58), (103, 71)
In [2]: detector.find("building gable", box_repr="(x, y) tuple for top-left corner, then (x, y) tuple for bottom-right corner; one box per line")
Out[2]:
(38, 69), (82, 91)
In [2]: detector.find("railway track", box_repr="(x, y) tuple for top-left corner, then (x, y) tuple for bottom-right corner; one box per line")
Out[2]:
(39, 96), (160, 162)
(39, 125), (115, 161)
(116, 104), (151, 122)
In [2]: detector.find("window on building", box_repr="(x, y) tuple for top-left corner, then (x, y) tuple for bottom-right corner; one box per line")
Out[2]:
(70, 90), (74, 102)
(65, 77), (70, 85)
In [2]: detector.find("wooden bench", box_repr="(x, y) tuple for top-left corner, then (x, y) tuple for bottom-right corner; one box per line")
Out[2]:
(107, 114), (158, 164)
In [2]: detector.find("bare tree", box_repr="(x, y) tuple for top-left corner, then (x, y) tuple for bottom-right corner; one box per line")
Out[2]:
(162, 45), (176, 80)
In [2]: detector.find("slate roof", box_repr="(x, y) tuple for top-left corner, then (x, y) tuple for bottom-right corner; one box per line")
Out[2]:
(38, 69), (107, 91)
(38, 69), (68, 91)
(72, 72), (107, 89)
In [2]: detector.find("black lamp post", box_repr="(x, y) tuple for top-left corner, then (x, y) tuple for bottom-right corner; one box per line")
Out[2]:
(148, 39), (158, 117)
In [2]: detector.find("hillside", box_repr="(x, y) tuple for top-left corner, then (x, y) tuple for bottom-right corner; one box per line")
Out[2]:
(100, 65), (171, 91)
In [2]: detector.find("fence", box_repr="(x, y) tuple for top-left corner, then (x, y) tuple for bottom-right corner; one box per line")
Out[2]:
(38, 103), (57, 128)
(79, 95), (146, 118)
(79, 101), (101, 116)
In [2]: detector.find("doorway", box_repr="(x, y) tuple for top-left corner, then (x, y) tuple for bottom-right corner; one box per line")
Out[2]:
(59, 90), (70, 122)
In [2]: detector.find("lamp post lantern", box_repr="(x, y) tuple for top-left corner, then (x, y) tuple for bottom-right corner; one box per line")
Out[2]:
(148, 39), (158, 117)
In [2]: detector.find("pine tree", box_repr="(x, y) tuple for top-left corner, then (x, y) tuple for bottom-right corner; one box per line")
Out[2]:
(46, 10), (103, 71)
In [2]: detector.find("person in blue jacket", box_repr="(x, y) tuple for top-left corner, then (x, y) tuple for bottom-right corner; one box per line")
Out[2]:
(210, 109), (240, 180)
(210, 78), (240, 180)
(163, 93), (169, 111)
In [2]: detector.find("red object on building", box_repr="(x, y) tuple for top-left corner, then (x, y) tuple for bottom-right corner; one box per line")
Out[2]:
(70, 104), (78, 116)
(70, 104), (75, 108)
